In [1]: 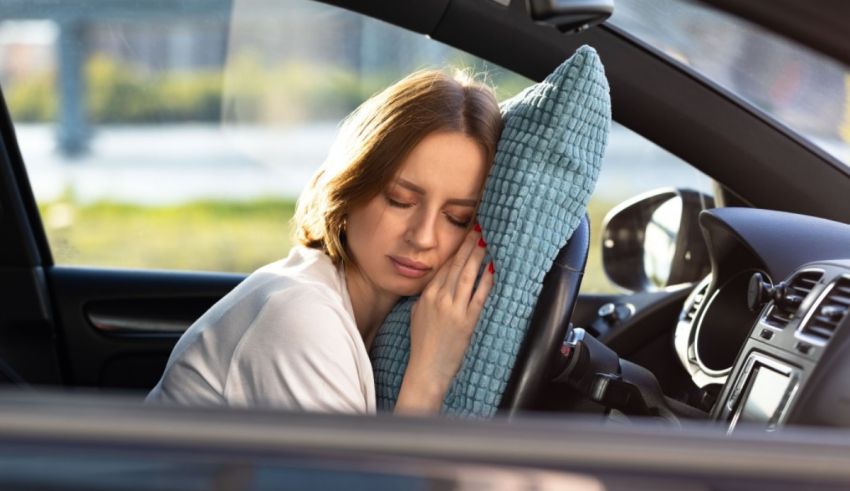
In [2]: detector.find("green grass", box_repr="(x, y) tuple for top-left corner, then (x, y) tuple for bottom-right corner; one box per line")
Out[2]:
(40, 198), (297, 273)
(39, 197), (621, 293)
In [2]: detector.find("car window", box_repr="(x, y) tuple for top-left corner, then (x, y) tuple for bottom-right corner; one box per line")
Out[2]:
(609, 0), (850, 170)
(0, 0), (527, 274)
(0, 0), (709, 293)
(586, 122), (712, 293)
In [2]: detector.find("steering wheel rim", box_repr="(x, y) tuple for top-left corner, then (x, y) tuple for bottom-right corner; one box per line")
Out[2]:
(498, 214), (590, 414)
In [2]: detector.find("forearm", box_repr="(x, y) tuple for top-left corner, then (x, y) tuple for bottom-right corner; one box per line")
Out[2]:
(393, 362), (449, 415)
(393, 227), (494, 415)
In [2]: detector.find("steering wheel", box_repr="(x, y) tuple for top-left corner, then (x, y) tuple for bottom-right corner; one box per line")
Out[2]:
(499, 214), (590, 414)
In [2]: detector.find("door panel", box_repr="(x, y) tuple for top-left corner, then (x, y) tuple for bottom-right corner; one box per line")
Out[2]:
(47, 267), (243, 389)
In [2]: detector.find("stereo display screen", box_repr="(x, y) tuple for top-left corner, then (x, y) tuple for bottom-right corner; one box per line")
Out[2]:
(738, 365), (791, 425)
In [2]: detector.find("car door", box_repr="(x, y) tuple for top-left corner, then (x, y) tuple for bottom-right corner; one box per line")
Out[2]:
(2, 0), (848, 403)
(2, 391), (850, 490)
(0, 0), (274, 390)
(0, 83), (242, 391)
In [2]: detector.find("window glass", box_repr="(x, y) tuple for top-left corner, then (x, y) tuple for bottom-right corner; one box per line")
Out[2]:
(586, 122), (713, 293)
(610, 0), (850, 169)
(0, 1), (525, 273)
(0, 0), (710, 293)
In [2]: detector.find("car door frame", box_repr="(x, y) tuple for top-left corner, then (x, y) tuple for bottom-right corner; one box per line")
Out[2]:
(3, 391), (850, 489)
(0, 89), (63, 385)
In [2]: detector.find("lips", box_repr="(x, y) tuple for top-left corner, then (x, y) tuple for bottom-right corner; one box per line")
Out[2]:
(389, 256), (431, 279)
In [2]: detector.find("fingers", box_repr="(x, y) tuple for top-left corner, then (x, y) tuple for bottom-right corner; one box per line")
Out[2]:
(453, 236), (488, 301)
(427, 242), (461, 293)
(468, 259), (495, 316)
(441, 227), (481, 291)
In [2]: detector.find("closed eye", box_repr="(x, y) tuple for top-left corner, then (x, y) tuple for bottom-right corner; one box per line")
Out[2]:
(384, 194), (413, 208)
(386, 193), (472, 229)
(445, 213), (471, 228)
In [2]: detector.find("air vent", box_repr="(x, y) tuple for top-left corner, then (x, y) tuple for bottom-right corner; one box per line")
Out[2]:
(684, 284), (708, 323)
(765, 270), (823, 328)
(802, 277), (850, 343)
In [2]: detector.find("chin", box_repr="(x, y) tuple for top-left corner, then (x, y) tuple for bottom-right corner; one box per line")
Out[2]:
(392, 284), (425, 298)
(386, 277), (428, 298)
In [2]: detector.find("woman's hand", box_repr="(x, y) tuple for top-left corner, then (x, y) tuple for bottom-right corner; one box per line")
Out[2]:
(395, 226), (495, 414)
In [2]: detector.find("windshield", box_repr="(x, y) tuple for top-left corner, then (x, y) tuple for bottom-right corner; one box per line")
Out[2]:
(609, 0), (850, 168)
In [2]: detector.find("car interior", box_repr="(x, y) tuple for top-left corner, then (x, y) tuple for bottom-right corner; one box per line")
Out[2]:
(1, 0), (850, 436)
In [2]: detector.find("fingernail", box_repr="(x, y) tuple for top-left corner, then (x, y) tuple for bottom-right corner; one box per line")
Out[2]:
(473, 223), (481, 232)
(488, 261), (495, 274)
(478, 237), (487, 248)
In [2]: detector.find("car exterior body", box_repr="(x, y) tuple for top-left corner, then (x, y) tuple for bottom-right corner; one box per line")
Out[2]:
(1, 0), (850, 488)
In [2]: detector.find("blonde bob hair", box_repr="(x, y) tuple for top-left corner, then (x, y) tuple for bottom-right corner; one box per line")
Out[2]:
(293, 69), (503, 267)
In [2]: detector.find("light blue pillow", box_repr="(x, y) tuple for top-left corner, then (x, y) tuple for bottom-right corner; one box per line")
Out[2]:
(370, 45), (611, 417)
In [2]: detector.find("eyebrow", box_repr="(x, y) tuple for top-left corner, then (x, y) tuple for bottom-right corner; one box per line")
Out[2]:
(395, 178), (479, 207)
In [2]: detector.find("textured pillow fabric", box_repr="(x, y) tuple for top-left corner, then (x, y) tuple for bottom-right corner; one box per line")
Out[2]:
(369, 45), (611, 417)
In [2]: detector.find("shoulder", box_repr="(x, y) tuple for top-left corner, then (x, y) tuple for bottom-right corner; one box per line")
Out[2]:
(258, 246), (341, 288)
(223, 280), (373, 413)
(231, 283), (358, 367)
(258, 286), (350, 334)
(232, 246), (348, 326)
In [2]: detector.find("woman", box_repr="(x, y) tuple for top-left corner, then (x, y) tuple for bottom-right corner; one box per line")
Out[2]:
(146, 69), (503, 414)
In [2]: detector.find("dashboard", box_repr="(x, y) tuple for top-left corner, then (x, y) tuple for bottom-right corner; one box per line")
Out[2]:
(671, 208), (850, 429)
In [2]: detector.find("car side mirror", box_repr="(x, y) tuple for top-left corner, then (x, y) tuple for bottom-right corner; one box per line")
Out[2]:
(601, 188), (714, 292)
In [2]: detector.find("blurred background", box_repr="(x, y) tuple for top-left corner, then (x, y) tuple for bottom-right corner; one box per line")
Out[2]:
(1, 0), (845, 292)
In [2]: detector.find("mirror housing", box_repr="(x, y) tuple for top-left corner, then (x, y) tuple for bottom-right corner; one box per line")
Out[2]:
(602, 188), (714, 292)
(529, 0), (614, 33)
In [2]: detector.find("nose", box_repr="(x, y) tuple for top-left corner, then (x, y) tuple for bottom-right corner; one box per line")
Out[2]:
(405, 206), (439, 250)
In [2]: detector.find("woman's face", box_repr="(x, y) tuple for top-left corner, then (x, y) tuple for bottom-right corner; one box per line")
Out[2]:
(346, 131), (488, 297)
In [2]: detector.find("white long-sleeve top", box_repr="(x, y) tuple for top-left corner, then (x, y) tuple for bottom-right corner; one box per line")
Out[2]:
(145, 246), (376, 414)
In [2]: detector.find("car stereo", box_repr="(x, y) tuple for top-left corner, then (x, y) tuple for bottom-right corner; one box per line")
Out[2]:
(724, 353), (799, 431)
